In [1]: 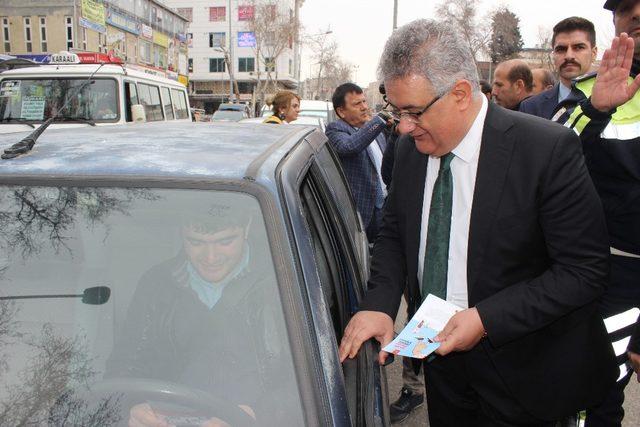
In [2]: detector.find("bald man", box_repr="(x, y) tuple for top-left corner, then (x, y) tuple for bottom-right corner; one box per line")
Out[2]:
(531, 68), (556, 95)
(491, 59), (534, 110)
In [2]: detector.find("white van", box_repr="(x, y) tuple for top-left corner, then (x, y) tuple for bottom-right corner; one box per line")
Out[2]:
(0, 52), (190, 134)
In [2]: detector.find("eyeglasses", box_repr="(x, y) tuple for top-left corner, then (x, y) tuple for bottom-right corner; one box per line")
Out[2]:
(384, 93), (442, 124)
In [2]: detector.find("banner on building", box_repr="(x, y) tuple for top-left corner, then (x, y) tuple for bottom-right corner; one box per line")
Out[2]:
(80, 0), (106, 33)
(106, 7), (139, 35)
(141, 24), (153, 40)
(237, 32), (256, 48)
(153, 32), (168, 48)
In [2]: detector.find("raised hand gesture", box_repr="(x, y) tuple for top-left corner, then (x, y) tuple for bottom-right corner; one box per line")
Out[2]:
(591, 33), (640, 112)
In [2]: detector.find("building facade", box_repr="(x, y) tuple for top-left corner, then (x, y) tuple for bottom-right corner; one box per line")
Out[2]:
(164, 0), (299, 114)
(0, 0), (189, 84)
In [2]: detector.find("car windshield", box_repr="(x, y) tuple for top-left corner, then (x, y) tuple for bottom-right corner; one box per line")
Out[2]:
(0, 78), (118, 123)
(0, 186), (303, 426)
(211, 110), (244, 121)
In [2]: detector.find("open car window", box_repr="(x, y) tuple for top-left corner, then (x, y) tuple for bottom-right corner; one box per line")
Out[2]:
(0, 186), (303, 426)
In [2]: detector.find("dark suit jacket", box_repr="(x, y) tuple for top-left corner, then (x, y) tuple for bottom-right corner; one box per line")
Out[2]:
(360, 103), (617, 420)
(325, 117), (387, 229)
(519, 84), (561, 119)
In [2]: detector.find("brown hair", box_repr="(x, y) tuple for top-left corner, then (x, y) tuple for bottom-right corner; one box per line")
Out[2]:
(267, 91), (301, 115)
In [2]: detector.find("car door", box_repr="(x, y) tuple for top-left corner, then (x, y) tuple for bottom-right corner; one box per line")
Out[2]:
(280, 131), (389, 426)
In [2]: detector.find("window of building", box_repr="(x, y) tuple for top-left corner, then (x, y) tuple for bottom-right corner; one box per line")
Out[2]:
(264, 57), (275, 72)
(2, 18), (10, 52)
(209, 58), (226, 73)
(209, 7), (225, 22)
(39, 17), (47, 52)
(65, 16), (74, 50)
(81, 27), (87, 51)
(238, 57), (254, 72)
(177, 8), (192, 22)
(23, 17), (32, 53)
(139, 40), (152, 64)
(188, 58), (193, 73)
(238, 6), (254, 21)
(209, 32), (225, 48)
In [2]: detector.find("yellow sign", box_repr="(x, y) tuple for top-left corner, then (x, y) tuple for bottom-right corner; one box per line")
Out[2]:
(178, 75), (189, 87)
(153, 32), (169, 48)
(81, 0), (105, 26)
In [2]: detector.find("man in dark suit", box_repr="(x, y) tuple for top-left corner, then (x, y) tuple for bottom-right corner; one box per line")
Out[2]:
(520, 17), (597, 119)
(339, 19), (617, 426)
(325, 83), (392, 242)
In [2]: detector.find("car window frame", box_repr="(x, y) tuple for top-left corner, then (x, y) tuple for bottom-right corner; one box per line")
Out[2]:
(0, 174), (326, 425)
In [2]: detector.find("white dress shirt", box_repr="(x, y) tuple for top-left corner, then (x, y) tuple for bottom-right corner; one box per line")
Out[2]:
(417, 95), (488, 308)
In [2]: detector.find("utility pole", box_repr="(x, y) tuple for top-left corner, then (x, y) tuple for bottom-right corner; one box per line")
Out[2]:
(393, 0), (398, 30)
(228, 0), (234, 101)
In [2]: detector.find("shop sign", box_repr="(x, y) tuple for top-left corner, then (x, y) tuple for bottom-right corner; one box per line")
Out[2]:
(106, 7), (139, 35)
(153, 32), (169, 48)
(141, 24), (153, 40)
(80, 0), (106, 33)
(237, 31), (256, 48)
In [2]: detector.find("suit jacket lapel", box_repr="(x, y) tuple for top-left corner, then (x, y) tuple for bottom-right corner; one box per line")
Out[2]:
(404, 140), (428, 290)
(467, 103), (515, 300)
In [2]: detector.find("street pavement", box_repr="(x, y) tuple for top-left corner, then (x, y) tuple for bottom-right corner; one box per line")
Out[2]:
(385, 299), (640, 426)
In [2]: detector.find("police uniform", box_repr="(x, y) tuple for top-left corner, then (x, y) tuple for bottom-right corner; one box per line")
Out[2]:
(555, 62), (640, 426)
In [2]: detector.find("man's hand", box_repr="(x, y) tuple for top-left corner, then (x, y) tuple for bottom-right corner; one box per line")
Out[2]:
(629, 351), (640, 383)
(434, 308), (485, 356)
(591, 33), (640, 112)
(339, 310), (394, 364)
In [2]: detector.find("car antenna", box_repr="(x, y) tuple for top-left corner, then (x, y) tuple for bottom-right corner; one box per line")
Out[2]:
(1, 61), (108, 160)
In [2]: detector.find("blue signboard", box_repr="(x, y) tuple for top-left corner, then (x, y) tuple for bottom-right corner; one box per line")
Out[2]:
(15, 54), (51, 64)
(237, 32), (256, 48)
(79, 16), (106, 34)
(106, 8), (139, 35)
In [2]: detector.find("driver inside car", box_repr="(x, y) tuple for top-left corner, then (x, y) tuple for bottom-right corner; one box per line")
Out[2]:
(106, 201), (282, 427)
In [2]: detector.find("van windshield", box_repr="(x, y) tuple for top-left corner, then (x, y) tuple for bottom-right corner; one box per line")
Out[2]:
(0, 78), (118, 124)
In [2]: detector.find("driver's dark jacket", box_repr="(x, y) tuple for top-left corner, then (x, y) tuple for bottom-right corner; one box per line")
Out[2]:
(106, 252), (283, 413)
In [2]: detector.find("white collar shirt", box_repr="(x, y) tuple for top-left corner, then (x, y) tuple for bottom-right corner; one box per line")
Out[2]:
(417, 95), (488, 308)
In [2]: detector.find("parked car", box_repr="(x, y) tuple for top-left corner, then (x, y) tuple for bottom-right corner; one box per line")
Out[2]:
(211, 103), (252, 122)
(239, 116), (326, 132)
(261, 99), (336, 124)
(0, 122), (389, 426)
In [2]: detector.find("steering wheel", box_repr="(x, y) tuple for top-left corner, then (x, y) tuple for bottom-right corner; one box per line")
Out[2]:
(85, 377), (256, 426)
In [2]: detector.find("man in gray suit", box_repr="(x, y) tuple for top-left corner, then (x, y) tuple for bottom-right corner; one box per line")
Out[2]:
(325, 83), (392, 242)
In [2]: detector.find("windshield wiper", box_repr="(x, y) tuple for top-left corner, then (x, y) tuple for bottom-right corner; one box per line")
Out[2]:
(54, 116), (96, 126)
(0, 117), (35, 128)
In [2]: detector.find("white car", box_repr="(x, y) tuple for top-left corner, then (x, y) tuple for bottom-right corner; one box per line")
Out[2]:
(261, 99), (335, 124)
(239, 116), (326, 132)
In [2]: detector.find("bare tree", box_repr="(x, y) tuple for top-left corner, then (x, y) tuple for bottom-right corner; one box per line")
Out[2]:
(531, 26), (554, 69)
(436, 0), (491, 63)
(246, 1), (299, 106)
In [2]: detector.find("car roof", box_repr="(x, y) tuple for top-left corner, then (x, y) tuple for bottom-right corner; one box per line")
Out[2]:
(0, 122), (314, 183)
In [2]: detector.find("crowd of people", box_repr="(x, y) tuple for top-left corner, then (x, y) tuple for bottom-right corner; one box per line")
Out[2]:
(326, 0), (639, 426)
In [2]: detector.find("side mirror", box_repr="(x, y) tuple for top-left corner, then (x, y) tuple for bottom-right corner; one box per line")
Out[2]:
(131, 104), (146, 123)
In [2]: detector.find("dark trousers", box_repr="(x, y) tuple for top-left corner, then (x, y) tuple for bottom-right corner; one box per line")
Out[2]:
(585, 255), (640, 427)
(423, 344), (556, 427)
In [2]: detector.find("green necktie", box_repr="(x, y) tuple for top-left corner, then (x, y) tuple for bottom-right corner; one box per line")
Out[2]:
(421, 152), (454, 301)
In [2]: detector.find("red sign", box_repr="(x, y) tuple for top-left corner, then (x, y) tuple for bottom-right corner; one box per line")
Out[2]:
(238, 5), (254, 21)
(76, 51), (124, 64)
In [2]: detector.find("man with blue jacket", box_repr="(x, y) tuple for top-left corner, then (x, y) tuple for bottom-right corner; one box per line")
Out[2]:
(326, 83), (393, 242)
